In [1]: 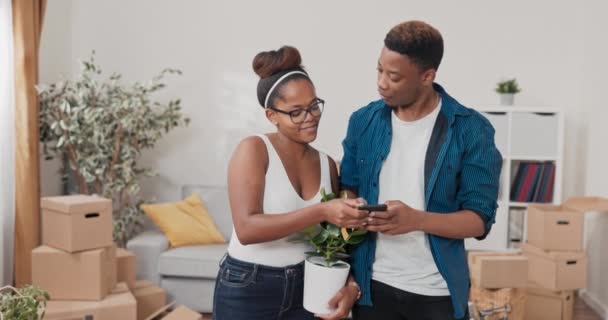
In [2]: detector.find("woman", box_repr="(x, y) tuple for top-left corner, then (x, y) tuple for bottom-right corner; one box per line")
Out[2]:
(213, 46), (366, 320)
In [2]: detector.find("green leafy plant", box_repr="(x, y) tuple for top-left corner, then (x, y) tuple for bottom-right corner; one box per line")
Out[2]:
(0, 285), (49, 320)
(302, 188), (368, 267)
(38, 53), (190, 246)
(495, 78), (521, 94)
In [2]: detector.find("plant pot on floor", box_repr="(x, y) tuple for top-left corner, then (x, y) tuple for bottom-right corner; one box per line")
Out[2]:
(303, 256), (350, 315)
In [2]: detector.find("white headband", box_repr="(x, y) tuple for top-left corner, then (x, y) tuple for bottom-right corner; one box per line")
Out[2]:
(263, 70), (309, 109)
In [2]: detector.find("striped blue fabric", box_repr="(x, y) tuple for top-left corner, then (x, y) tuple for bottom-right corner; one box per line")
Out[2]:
(340, 83), (503, 319)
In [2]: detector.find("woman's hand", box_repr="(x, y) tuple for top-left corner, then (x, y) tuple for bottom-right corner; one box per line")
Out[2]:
(364, 200), (424, 235)
(322, 198), (368, 228)
(315, 282), (360, 320)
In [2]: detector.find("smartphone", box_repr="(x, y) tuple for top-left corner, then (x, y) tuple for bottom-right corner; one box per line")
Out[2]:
(358, 204), (388, 212)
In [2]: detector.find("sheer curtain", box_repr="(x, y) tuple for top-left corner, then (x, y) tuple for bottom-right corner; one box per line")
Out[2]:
(0, 0), (15, 286)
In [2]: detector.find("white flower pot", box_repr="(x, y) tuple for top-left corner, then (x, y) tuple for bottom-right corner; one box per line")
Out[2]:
(500, 93), (515, 106)
(303, 256), (351, 315)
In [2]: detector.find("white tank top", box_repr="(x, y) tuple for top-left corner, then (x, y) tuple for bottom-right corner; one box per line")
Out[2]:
(227, 134), (333, 267)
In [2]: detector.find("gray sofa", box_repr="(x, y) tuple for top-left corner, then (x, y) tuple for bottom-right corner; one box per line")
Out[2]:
(126, 185), (233, 312)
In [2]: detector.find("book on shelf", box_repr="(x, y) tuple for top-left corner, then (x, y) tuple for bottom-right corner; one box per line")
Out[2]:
(510, 161), (555, 203)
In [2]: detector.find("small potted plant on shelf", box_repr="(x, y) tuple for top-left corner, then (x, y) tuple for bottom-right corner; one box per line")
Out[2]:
(300, 188), (367, 315)
(0, 285), (49, 320)
(495, 78), (521, 106)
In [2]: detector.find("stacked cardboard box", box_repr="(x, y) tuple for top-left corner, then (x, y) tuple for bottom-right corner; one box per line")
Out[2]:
(524, 282), (574, 320)
(145, 302), (203, 320)
(133, 281), (167, 320)
(33, 195), (117, 302)
(469, 251), (528, 289)
(522, 196), (608, 320)
(117, 248), (137, 289)
(32, 195), (167, 320)
(32, 245), (116, 300)
(468, 251), (528, 320)
(45, 283), (136, 320)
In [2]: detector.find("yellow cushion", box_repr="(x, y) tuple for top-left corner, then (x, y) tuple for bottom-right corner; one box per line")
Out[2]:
(141, 193), (226, 247)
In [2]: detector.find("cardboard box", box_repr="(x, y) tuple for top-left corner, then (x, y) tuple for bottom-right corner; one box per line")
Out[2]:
(163, 306), (203, 320)
(107, 244), (117, 289)
(467, 249), (520, 264)
(45, 283), (137, 320)
(135, 280), (154, 288)
(144, 302), (176, 320)
(469, 251), (528, 288)
(522, 243), (587, 290)
(525, 284), (574, 320)
(133, 280), (167, 320)
(116, 248), (137, 289)
(32, 245), (114, 301)
(469, 286), (525, 320)
(144, 303), (202, 320)
(527, 197), (608, 251)
(41, 195), (113, 253)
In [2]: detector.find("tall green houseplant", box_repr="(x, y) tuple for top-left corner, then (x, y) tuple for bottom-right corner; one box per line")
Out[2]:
(38, 54), (190, 245)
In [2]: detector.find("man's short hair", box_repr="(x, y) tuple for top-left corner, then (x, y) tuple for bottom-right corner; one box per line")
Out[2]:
(384, 21), (444, 71)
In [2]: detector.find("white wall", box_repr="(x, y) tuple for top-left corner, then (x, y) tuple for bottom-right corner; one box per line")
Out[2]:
(39, 0), (608, 313)
(40, 0), (595, 201)
(39, 0), (72, 196)
(580, 0), (608, 318)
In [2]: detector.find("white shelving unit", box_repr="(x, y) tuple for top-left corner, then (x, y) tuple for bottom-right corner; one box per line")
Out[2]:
(465, 106), (564, 251)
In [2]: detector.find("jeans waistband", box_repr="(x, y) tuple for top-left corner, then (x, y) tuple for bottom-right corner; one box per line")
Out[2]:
(222, 254), (305, 275)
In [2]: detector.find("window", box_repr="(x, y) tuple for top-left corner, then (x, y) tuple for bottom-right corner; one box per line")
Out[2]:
(0, 0), (15, 286)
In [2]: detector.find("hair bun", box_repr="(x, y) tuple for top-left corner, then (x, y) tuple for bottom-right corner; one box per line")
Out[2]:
(252, 46), (302, 79)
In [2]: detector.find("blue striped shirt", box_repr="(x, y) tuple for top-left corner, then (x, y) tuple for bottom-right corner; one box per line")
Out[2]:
(340, 83), (502, 319)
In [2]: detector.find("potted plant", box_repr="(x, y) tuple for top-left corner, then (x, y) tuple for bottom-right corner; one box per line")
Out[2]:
(495, 78), (521, 106)
(301, 188), (367, 314)
(38, 53), (190, 246)
(0, 285), (49, 320)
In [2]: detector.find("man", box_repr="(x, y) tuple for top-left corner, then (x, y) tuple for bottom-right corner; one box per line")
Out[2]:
(340, 21), (502, 320)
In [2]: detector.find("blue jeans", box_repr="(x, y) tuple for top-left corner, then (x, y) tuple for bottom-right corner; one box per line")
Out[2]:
(213, 254), (315, 320)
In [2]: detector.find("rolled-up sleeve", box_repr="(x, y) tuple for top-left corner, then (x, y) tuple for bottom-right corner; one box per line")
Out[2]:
(457, 117), (503, 240)
(340, 113), (360, 194)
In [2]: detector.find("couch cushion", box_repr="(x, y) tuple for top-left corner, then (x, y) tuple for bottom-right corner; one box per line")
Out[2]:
(141, 193), (226, 248)
(181, 185), (233, 240)
(159, 244), (228, 279)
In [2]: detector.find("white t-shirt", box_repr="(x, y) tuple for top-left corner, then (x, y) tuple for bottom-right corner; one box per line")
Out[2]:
(372, 100), (449, 296)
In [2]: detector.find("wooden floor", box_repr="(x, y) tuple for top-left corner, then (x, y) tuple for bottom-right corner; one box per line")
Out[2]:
(574, 296), (603, 320)
(199, 297), (602, 319)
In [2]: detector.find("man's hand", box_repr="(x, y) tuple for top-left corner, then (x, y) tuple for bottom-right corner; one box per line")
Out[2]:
(315, 284), (359, 320)
(364, 200), (425, 235)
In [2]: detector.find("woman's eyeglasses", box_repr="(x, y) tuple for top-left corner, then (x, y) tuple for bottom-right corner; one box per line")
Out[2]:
(269, 98), (324, 124)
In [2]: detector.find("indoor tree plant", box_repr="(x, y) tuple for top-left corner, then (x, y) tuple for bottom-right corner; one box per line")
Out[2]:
(301, 188), (367, 314)
(495, 78), (521, 106)
(38, 53), (190, 246)
(0, 285), (49, 320)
